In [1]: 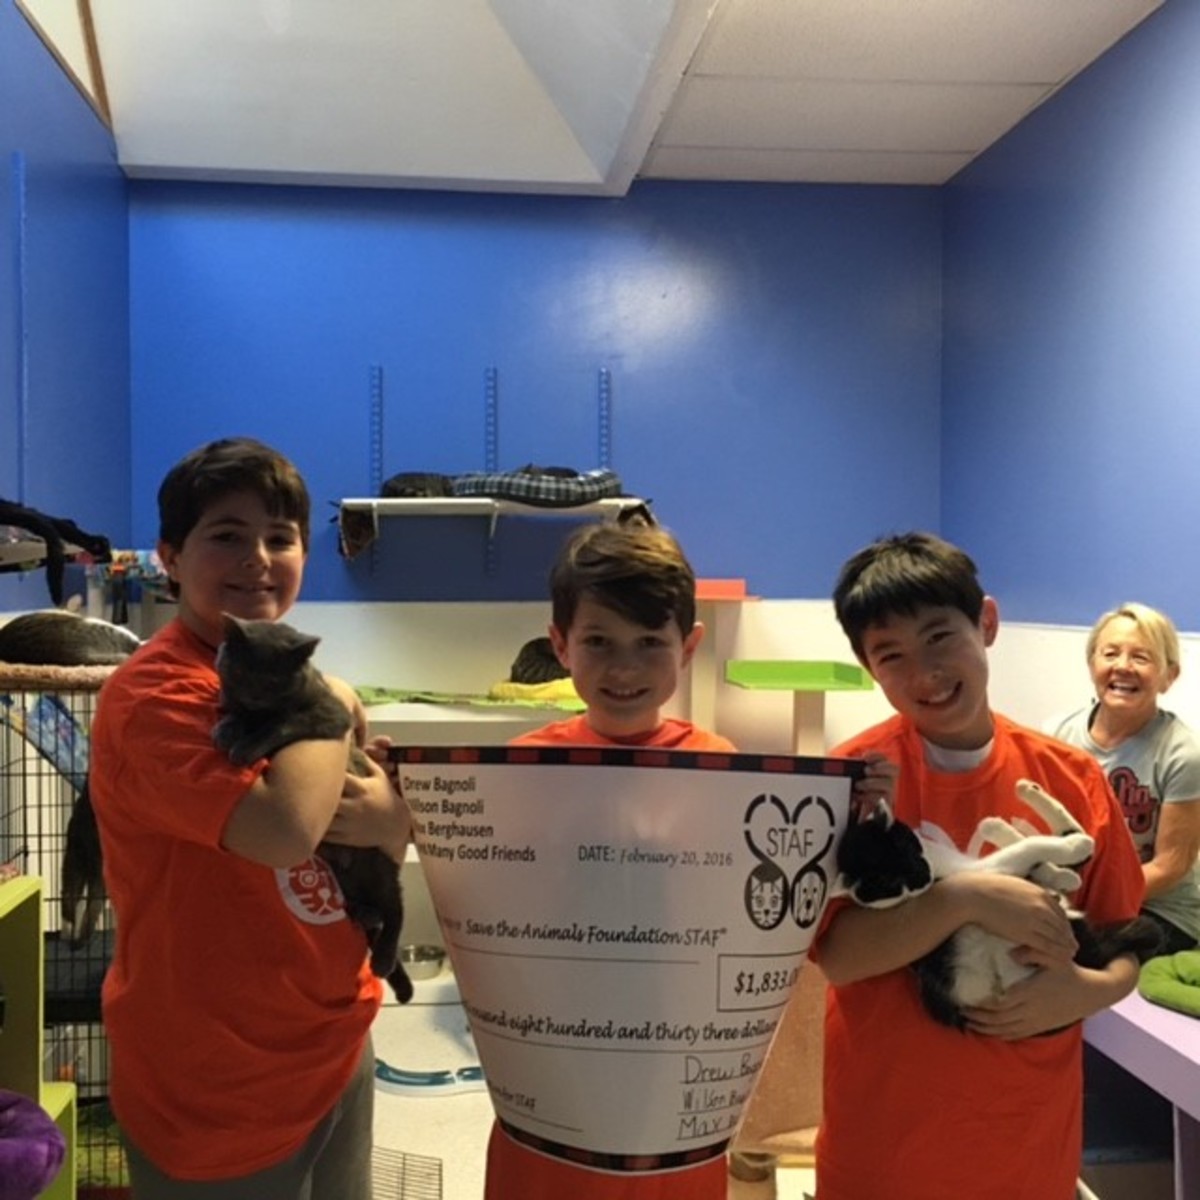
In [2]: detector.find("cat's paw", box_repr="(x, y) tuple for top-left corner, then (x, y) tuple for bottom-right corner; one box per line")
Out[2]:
(1053, 830), (1095, 866)
(1028, 863), (1083, 892)
(1014, 779), (1085, 837)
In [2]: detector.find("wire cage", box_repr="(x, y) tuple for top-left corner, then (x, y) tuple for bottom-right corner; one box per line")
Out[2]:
(0, 663), (129, 1196)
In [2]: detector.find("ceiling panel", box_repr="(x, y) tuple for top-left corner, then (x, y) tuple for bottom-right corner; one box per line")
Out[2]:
(18, 0), (1168, 191)
(656, 78), (1054, 154)
(689, 0), (1165, 85)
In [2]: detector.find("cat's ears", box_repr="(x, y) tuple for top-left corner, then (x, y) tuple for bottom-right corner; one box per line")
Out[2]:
(222, 613), (249, 639)
(855, 796), (895, 826)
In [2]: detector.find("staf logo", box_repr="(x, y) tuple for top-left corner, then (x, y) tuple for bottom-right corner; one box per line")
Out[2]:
(742, 793), (837, 931)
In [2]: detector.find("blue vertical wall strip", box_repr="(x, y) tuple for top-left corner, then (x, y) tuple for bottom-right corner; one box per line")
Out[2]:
(11, 151), (28, 502)
(597, 367), (613, 470)
(483, 366), (499, 573)
(368, 365), (385, 576)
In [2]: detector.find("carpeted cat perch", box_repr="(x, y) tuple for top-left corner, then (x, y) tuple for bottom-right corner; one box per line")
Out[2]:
(0, 663), (117, 692)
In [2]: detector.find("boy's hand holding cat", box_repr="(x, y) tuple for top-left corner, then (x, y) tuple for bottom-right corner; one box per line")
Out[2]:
(324, 755), (411, 864)
(940, 870), (1079, 963)
(962, 952), (1139, 1040)
(322, 673), (368, 746)
(850, 751), (898, 816)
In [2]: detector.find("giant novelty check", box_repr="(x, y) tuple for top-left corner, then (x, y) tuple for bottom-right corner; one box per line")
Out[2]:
(393, 745), (860, 1173)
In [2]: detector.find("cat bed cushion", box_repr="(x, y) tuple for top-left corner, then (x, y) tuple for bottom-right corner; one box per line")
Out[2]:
(1138, 949), (1200, 1017)
(452, 466), (623, 507)
(0, 1089), (67, 1200)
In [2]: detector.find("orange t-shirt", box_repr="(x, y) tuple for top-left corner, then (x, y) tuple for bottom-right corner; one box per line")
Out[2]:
(486, 715), (736, 1200)
(509, 715), (736, 753)
(89, 619), (381, 1179)
(813, 712), (1144, 1200)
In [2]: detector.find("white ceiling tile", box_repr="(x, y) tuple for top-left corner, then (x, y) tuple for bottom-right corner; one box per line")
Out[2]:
(656, 77), (1053, 155)
(640, 144), (973, 185)
(691, 0), (1164, 85)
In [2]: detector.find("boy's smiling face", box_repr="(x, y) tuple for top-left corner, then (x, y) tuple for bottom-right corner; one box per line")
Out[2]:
(158, 490), (306, 647)
(858, 600), (998, 751)
(549, 596), (702, 741)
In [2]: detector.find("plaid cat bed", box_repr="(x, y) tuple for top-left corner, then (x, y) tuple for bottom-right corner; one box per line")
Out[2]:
(452, 465), (623, 507)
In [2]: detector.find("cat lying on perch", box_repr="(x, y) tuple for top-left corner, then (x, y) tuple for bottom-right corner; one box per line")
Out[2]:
(836, 779), (1162, 1029)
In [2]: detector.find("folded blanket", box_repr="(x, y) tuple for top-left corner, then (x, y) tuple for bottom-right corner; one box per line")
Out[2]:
(358, 683), (583, 712)
(487, 678), (582, 708)
(1138, 949), (1200, 1017)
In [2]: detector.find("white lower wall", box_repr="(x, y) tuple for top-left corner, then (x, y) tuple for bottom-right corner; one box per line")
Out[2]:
(9, 598), (1200, 756)
(289, 599), (1200, 755)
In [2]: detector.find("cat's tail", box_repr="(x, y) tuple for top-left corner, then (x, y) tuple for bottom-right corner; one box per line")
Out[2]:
(61, 778), (107, 945)
(1073, 913), (1166, 968)
(387, 964), (415, 1005)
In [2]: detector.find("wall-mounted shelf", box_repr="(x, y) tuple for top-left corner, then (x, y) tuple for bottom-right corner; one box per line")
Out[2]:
(338, 495), (645, 574)
(0, 538), (91, 572)
(340, 495), (640, 536)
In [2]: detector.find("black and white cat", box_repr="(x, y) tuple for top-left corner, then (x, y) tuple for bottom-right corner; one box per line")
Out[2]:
(213, 615), (413, 1003)
(836, 779), (1163, 1029)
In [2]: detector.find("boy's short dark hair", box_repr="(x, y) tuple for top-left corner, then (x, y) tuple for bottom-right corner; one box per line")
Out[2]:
(833, 531), (985, 660)
(550, 508), (696, 636)
(158, 437), (311, 552)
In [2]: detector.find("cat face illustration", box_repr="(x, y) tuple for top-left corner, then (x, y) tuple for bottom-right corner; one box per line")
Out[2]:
(746, 863), (788, 930)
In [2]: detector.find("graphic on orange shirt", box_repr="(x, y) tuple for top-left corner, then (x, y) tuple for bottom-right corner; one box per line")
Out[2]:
(276, 857), (347, 924)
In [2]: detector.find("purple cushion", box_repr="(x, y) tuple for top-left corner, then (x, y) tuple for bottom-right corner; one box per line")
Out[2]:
(0, 1089), (66, 1200)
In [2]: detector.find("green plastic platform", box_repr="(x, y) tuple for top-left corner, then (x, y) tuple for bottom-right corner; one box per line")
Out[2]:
(724, 660), (873, 755)
(724, 660), (872, 692)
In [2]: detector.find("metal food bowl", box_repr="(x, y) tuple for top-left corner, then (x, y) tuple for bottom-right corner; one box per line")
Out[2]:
(399, 944), (446, 980)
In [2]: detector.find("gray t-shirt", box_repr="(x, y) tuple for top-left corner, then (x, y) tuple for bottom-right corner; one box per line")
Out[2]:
(1049, 705), (1200, 940)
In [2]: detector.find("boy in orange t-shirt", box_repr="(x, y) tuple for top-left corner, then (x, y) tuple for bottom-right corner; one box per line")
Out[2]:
(89, 438), (409, 1197)
(485, 510), (735, 1200)
(812, 532), (1145, 1200)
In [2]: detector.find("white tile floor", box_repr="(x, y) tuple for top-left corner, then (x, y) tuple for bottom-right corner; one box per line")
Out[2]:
(775, 1166), (817, 1199)
(729, 1163), (815, 1200)
(372, 975), (491, 1200)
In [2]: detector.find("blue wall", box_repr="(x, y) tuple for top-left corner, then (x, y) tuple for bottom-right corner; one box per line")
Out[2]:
(128, 181), (943, 602)
(943, 0), (1196, 626)
(11, 0), (1200, 622)
(0, 0), (130, 611)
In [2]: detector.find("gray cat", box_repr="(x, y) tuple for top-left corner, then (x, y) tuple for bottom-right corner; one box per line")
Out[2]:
(213, 615), (413, 1003)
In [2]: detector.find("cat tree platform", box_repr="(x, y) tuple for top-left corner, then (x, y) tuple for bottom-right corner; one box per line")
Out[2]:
(724, 659), (873, 755)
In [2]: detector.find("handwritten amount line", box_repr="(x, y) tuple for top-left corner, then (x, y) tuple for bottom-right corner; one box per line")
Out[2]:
(473, 1026), (778, 1055)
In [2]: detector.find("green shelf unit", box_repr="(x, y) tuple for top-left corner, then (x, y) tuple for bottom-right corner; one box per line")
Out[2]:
(724, 660), (873, 754)
(0, 876), (77, 1200)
